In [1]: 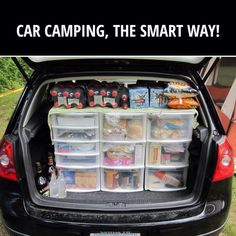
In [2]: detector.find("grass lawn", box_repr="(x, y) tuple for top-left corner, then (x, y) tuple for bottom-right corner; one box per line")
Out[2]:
(0, 90), (235, 235)
(0, 91), (22, 138)
(221, 177), (236, 236)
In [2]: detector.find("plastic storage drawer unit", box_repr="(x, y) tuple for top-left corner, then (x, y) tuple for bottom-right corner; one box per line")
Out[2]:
(101, 168), (144, 192)
(55, 154), (99, 167)
(145, 167), (188, 191)
(146, 142), (189, 167)
(55, 141), (99, 154)
(102, 142), (145, 167)
(101, 113), (146, 141)
(61, 167), (100, 192)
(147, 110), (195, 141)
(52, 127), (99, 141)
(51, 113), (98, 127)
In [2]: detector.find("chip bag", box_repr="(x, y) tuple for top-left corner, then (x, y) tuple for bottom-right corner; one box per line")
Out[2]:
(164, 82), (198, 98)
(167, 98), (199, 109)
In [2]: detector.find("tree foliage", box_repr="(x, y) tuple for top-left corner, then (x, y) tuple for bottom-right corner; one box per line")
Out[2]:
(0, 57), (32, 93)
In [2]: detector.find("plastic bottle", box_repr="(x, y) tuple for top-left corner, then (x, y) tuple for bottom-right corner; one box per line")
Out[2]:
(49, 171), (59, 198)
(57, 168), (67, 198)
(35, 162), (49, 197)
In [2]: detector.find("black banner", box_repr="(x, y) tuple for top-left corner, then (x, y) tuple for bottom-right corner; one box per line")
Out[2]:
(0, 14), (235, 55)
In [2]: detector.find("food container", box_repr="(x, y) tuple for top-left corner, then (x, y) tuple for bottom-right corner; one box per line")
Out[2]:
(101, 113), (146, 141)
(147, 111), (195, 141)
(55, 154), (99, 167)
(61, 167), (100, 192)
(146, 142), (189, 167)
(102, 142), (145, 167)
(55, 141), (99, 154)
(52, 128), (99, 141)
(101, 168), (144, 192)
(51, 113), (98, 127)
(145, 167), (188, 191)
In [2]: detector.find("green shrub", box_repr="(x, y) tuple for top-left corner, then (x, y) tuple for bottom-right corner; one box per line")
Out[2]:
(0, 57), (32, 93)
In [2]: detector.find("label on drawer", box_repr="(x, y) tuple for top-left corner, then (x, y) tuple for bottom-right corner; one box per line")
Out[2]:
(148, 143), (161, 164)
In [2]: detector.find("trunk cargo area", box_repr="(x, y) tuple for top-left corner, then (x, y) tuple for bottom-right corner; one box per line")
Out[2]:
(21, 75), (207, 210)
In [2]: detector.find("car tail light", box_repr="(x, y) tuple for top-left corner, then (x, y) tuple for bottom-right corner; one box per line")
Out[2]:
(0, 137), (17, 181)
(212, 137), (234, 182)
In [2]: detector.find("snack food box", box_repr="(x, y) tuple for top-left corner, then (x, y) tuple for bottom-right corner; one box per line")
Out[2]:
(102, 142), (145, 167)
(149, 87), (169, 108)
(101, 168), (144, 192)
(61, 168), (100, 192)
(146, 142), (189, 167)
(145, 167), (188, 191)
(129, 87), (149, 109)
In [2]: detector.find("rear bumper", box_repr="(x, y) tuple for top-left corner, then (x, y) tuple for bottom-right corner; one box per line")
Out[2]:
(0, 178), (232, 236)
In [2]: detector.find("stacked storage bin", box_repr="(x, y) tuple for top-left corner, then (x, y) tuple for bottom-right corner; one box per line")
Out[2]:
(51, 113), (100, 192)
(145, 110), (195, 191)
(100, 113), (146, 192)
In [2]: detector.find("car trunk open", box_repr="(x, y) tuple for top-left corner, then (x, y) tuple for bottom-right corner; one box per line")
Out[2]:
(16, 62), (214, 212)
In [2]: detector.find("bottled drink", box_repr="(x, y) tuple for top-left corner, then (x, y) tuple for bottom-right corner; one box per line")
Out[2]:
(47, 152), (56, 181)
(35, 162), (49, 197)
(57, 168), (67, 198)
(49, 171), (59, 198)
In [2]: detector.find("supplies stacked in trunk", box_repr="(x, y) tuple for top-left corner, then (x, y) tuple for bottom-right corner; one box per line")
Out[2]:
(48, 107), (196, 194)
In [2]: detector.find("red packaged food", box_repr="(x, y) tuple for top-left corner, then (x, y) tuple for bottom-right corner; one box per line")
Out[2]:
(167, 98), (199, 109)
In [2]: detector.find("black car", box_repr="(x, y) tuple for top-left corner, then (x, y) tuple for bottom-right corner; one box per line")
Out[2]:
(0, 57), (234, 236)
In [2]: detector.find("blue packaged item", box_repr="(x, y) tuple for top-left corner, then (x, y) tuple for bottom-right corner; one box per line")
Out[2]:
(129, 87), (149, 109)
(150, 87), (169, 108)
(63, 171), (75, 185)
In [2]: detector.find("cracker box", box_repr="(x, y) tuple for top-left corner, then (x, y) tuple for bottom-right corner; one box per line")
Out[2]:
(129, 87), (149, 109)
(150, 87), (168, 108)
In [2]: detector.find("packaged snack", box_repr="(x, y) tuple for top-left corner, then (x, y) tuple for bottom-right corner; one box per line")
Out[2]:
(75, 171), (97, 189)
(153, 171), (182, 187)
(103, 143), (144, 166)
(150, 87), (169, 108)
(148, 143), (161, 165)
(103, 115), (127, 140)
(151, 119), (185, 139)
(167, 98), (200, 109)
(104, 169), (141, 190)
(164, 81), (198, 98)
(129, 86), (149, 109)
(105, 145), (135, 166)
(104, 170), (119, 189)
(127, 120), (143, 139)
(63, 171), (75, 186)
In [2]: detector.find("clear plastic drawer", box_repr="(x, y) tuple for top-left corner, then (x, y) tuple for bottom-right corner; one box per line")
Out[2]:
(145, 167), (188, 191)
(55, 154), (99, 167)
(146, 142), (189, 167)
(147, 112), (195, 141)
(101, 113), (146, 141)
(61, 167), (100, 192)
(51, 113), (98, 127)
(102, 142), (145, 167)
(52, 128), (99, 141)
(101, 168), (144, 192)
(55, 141), (99, 154)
